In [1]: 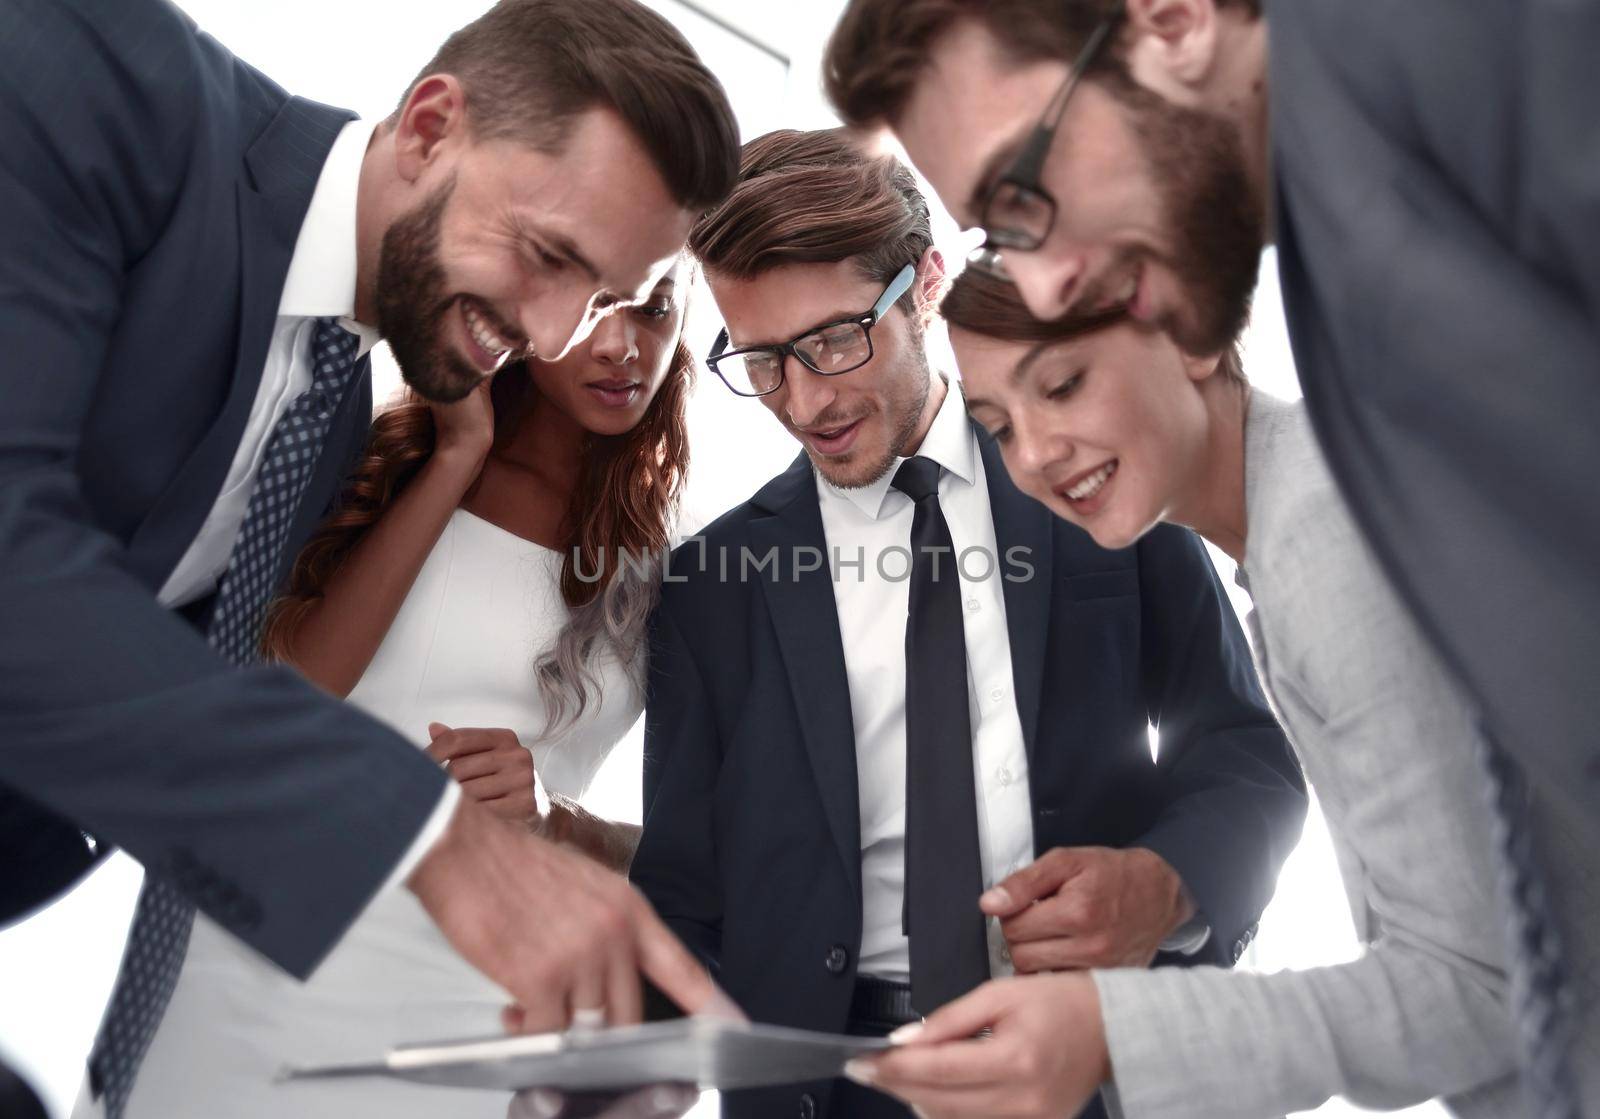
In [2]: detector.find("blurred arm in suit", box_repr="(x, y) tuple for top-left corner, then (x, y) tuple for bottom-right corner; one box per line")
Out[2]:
(998, 525), (1312, 973)
(1522, 0), (1600, 330)
(986, 526), (1305, 977)
(1125, 525), (1307, 969)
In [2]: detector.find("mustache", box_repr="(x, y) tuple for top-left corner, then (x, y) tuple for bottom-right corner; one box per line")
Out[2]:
(787, 409), (864, 432)
(789, 407), (869, 433)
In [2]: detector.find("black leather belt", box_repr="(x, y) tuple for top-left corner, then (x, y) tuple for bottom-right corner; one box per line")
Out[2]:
(849, 976), (920, 1030)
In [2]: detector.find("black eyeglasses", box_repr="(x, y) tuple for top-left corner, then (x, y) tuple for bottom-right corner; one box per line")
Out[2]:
(706, 263), (918, 398)
(969, 2), (1125, 281)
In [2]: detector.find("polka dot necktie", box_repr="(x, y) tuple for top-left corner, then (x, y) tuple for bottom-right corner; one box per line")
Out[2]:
(88, 319), (362, 1119)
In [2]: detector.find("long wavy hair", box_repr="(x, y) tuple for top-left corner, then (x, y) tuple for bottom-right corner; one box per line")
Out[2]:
(262, 341), (694, 737)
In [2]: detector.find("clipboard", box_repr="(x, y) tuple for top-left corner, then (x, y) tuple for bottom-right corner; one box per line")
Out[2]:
(282, 1018), (893, 1094)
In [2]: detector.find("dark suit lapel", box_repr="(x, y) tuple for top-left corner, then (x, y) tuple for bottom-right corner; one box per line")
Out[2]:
(979, 429), (1053, 769)
(749, 455), (863, 900)
(127, 98), (354, 588)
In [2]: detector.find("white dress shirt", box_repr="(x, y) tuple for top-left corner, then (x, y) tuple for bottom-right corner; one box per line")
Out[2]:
(818, 379), (1035, 982)
(156, 118), (454, 899)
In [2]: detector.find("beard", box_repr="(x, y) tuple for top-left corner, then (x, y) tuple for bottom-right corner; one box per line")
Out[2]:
(374, 176), (486, 404)
(807, 321), (935, 490)
(1121, 84), (1265, 356)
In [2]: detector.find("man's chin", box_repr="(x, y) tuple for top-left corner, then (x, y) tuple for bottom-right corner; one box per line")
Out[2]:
(811, 448), (895, 491)
(1164, 296), (1252, 361)
(398, 350), (486, 404)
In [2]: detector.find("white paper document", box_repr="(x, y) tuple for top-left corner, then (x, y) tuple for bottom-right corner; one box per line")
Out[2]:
(282, 1018), (892, 1094)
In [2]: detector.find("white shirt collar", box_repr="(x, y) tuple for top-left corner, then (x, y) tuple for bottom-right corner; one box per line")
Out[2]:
(277, 118), (380, 354)
(820, 374), (978, 520)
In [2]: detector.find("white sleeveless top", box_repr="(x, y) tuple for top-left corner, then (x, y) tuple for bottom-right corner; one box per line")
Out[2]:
(111, 509), (644, 1119)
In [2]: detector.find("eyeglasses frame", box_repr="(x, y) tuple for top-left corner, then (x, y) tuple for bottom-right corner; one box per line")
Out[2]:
(970, 2), (1126, 277)
(706, 263), (919, 397)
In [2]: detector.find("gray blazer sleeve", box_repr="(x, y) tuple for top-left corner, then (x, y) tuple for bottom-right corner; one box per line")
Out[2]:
(0, 0), (447, 979)
(1092, 456), (1518, 1117)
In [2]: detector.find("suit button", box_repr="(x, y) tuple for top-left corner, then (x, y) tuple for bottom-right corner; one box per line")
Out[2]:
(825, 945), (849, 974)
(799, 1092), (817, 1119)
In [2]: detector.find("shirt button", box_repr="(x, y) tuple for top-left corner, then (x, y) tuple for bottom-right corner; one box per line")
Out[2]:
(999, 941), (1012, 964)
(825, 944), (850, 974)
(966, 598), (981, 613)
(996, 766), (1013, 787)
(989, 686), (1005, 704)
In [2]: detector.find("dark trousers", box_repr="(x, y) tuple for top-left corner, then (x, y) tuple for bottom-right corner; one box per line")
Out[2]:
(826, 1014), (912, 1119)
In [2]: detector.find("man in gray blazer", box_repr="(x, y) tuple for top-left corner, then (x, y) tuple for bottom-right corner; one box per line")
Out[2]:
(823, 0), (1597, 1106)
(824, 0), (1599, 850)
(837, 267), (1600, 1119)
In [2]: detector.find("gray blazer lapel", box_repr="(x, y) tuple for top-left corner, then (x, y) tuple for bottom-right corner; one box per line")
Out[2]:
(979, 429), (1053, 769)
(749, 455), (863, 901)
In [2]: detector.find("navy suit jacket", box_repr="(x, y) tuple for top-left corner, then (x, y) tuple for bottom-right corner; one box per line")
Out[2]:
(0, 0), (445, 976)
(1271, 1), (1600, 830)
(631, 438), (1307, 1119)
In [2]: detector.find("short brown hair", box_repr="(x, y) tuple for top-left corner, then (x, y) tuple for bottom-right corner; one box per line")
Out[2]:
(689, 128), (932, 306)
(398, 0), (738, 212)
(940, 266), (1245, 383)
(824, 0), (1260, 130)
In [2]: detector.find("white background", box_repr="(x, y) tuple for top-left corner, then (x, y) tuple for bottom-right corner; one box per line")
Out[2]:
(0, 3), (1440, 1117)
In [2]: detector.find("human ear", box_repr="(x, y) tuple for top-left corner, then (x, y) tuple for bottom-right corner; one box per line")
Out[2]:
(1182, 346), (1230, 384)
(1122, 0), (1219, 105)
(392, 74), (468, 182)
(912, 246), (948, 329)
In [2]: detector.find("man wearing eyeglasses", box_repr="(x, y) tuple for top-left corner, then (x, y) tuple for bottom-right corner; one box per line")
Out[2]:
(627, 127), (1305, 1119)
(824, 1), (1599, 1116)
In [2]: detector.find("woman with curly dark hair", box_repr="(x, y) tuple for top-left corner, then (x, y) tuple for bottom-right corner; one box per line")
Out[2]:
(121, 260), (695, 1119)
(263, 260), (694, 867)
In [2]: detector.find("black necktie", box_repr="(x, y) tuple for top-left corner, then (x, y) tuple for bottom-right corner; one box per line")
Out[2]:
(893, 456), (990, 1014)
